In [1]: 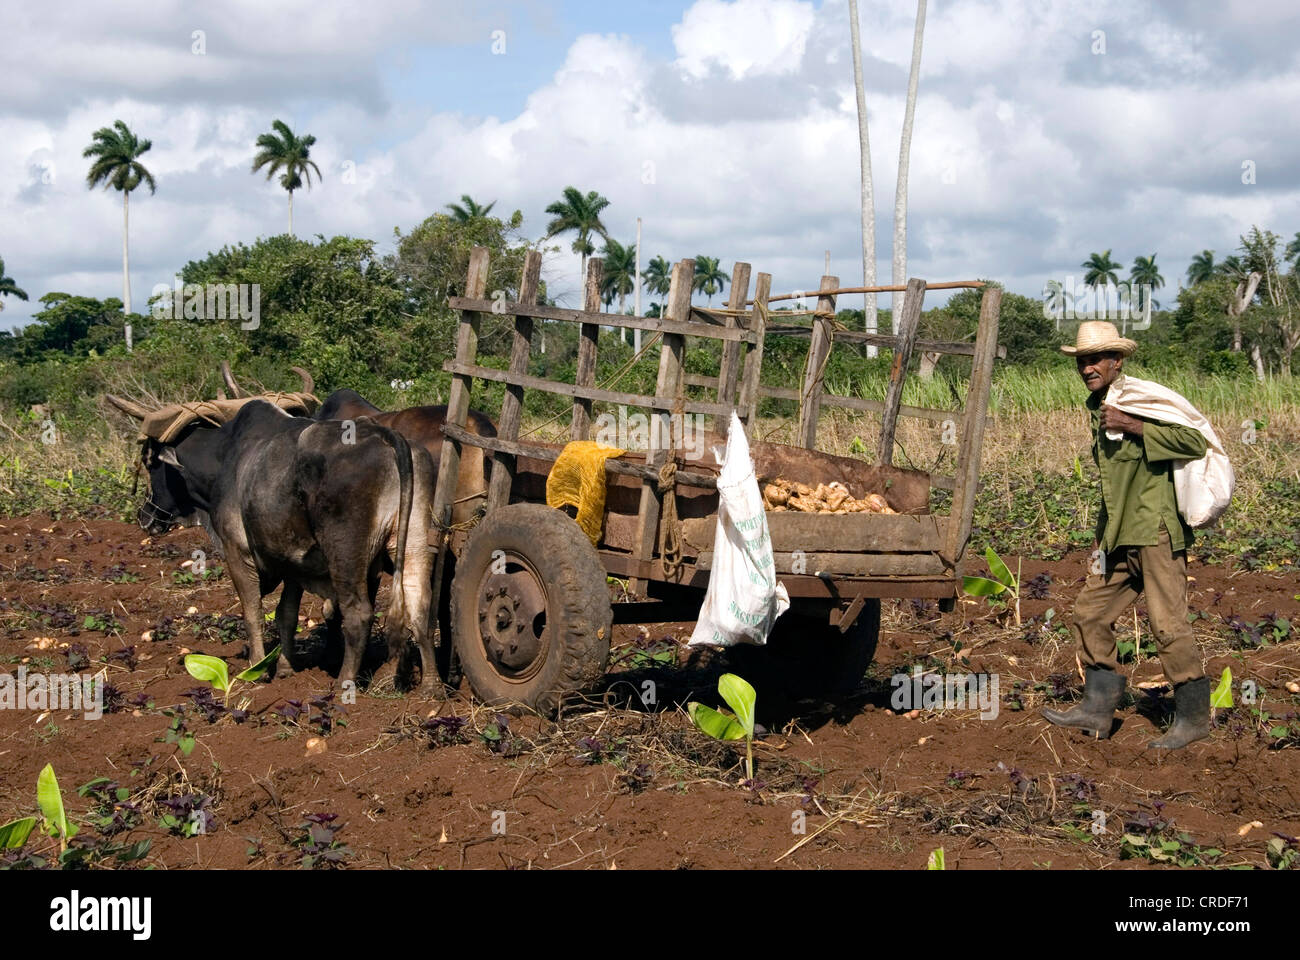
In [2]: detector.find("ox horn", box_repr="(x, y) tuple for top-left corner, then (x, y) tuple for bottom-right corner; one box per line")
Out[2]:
(290, 366), (315, 395)
(105, 394), (150, 420)
(220, 360), (249, 399)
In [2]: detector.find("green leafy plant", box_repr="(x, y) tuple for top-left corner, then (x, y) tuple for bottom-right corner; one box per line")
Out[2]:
(81, 611), (121, 634)
(1267, 836), (1299, 870)
(688, 673), (757, 782)
(37, 764), (78, 852)
(1210, 667), (1234, 709)
(184, 645), (280, 705)
(961, 545), (1022, 625)
(927, 847), (946, 870)
(1120, 832), (1223, 867)
(0, 816), (38, 850)
(158, 710), (196, 756)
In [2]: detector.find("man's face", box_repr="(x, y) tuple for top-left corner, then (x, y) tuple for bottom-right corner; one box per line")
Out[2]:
(1076, 352), (1123, 393)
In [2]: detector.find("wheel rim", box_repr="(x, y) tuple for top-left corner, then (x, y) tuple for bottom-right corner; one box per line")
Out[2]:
(473, 550), (550, 683)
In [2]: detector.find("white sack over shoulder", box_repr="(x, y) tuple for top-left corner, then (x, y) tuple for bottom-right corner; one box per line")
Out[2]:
(1102, 375), (1235, 528)
(688, 412), (789, 648)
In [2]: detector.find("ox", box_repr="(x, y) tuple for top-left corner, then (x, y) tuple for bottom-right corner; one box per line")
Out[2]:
(107, 395), (439, 696)
(219, 364), (498, 525)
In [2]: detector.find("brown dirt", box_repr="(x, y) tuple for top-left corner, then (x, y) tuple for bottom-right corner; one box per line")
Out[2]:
(2, 514), (1298, 870)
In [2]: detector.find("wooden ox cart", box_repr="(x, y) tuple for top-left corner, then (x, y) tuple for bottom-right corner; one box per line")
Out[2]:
(426, 247), (1003, 713)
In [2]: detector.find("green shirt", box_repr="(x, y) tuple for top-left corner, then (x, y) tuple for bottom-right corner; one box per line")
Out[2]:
(1087, 380), (1208, 553)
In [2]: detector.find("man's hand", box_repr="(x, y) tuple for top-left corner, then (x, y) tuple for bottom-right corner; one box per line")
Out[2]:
(1099, 404), (1144, 436)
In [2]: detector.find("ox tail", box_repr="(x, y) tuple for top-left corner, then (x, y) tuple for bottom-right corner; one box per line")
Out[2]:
(377, 426), (414, 646)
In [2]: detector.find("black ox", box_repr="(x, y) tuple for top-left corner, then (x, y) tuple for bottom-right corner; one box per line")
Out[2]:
(107, 395), (439, 696)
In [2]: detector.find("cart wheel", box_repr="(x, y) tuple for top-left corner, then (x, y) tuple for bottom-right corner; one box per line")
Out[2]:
(729, 599), (880, 700)
(450, 503), (612, 715)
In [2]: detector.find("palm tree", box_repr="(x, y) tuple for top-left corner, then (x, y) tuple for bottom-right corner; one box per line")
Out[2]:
(251, 120), (322, 237)
(892, 0), (927, 322)
(544, 186), (611, 286)
(0, 257), (28, 312)
(1186, 250), (1216, 286)
(1081, 249), (1122, 317)
(446, 195), (496, 222)
(692, 256), (728, 305)
(600, 239), (637, 315)
(848, 0), (878, 356)
(1081, 249), (1121, 289)
(1216, 255), (1246, 280)
(1129, 254), (1164, 310)
(642, 255), (672, 301)
(83, 120), (155, 352)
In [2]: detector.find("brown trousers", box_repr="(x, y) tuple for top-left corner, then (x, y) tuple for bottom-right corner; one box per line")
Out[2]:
(1071, 528), (1204, 685)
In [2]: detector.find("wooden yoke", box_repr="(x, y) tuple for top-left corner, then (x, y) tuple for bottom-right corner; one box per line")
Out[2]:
(796, 275), (838, 449)
(487, 249), (541, 508)
(629, 258), (692, 594)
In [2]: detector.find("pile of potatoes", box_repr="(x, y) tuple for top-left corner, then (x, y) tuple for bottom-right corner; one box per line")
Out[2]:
(761, 479), (895, 514)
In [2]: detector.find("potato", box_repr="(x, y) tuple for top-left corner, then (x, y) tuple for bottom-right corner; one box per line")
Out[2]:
(763, 483), (790, 506)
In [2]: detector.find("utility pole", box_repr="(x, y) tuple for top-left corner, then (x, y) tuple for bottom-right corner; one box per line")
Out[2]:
(634, 217), (642, 353)
(848, 0), (878, 358)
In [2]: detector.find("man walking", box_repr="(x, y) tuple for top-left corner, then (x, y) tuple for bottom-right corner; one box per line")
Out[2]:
(1043, 322), (1212, 749)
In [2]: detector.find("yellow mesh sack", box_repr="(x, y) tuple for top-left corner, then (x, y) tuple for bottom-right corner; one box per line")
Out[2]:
(546, 441), (626, 545)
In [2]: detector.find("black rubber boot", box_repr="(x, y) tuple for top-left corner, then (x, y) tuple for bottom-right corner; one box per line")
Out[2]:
(1147, 676), (1211, 750)
(1041, 666), (1126, 738)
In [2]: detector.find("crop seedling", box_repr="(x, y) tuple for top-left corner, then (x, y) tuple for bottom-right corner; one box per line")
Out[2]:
(158, 793), (214, 837)
(1, 767), (151, 870)
(0, 816), (38, 851)
(37, 764), (78, 852)
(1268, 835), (1299, 870)
(286, 813), (351, 869)
(77, 778), (142, 836)
(82, 611), (122, 634)
(158, 709), (197, 756)
(961, 545), (1022, 625)
(184, 645), (280, 706)
(688, 673), (757, 783)
(927, 848), (945, 870)
(1211, 667), (1234, 709)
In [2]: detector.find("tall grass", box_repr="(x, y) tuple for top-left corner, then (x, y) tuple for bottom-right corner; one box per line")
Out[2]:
(824, 365), (1300, 418)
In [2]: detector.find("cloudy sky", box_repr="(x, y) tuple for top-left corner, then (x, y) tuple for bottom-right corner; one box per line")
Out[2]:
(3, 0), (1299, 330)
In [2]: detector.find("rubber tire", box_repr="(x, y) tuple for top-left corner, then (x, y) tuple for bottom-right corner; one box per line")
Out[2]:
(728, 599), (880, 701)
(450, 503), (612, 715)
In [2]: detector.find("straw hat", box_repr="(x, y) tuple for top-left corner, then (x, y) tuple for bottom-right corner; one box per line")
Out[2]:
(1060, 320), (1137, 357)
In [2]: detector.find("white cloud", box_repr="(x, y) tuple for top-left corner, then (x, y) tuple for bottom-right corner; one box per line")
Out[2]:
(672, 0), (815, 80)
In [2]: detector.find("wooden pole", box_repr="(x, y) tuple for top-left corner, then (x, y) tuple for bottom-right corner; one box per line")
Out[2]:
(796, 275), (838, 449)
(571, 258), (603, 441)
(756, 280), (982, 304)
(630, 258), (692, 594)
(487, 250), (541, 507)
(634, 217), (642, 354)
(716, 262), (752, 412)
(877, 277), (926, 466)
(431, 246), (490, 530)
(944, 286), (1000, 568)
(738, 272), (772, 434)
